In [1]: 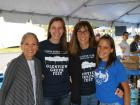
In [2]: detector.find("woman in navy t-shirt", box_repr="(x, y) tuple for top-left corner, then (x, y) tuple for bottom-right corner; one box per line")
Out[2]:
(36, 17), (70, 105)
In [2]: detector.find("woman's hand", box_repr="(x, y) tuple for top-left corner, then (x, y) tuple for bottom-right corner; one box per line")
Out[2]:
(115, 88), (124, 98)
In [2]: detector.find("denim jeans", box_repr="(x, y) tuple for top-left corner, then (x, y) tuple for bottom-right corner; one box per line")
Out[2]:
(44, 93), (70, 105)
(99, 102), (121, 105)
(81, 93), (98, 105)
(70, 103), (79, 105)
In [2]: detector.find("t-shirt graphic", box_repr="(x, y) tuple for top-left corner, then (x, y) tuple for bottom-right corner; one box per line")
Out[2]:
(79, 47), (96, 95)
(45, 56), (68, 76)
(36, 40), (70, 97)
(81, 61), (96, 82)
(95, 70), (109, 85)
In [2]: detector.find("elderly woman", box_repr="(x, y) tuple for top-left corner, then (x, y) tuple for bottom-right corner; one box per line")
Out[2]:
(0, 32), (43, 105)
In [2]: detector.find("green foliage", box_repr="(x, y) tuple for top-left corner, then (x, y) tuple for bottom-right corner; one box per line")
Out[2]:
(0, 48), (21, 53)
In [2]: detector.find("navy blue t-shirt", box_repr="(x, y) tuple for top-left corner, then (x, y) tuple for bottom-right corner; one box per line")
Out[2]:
(36, 40), (70, 97)
(79, 47), (96, 95)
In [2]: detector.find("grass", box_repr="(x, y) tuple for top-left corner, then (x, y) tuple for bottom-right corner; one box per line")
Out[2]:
(0, 47), (21, 53)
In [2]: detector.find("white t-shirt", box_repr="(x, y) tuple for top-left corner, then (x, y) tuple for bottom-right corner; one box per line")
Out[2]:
(27, 60), (36, 105)
(119, 40), (130, 56)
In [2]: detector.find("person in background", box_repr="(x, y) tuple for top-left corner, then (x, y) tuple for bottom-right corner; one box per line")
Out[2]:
(130, 34), (140, 54)
(95, 35), (130, 105)
(36, 17), (70, 105)
(0, 32), (43, 105)
(119, 32), (130, 59)
(95, 33), (101, 45)
(129, 34), (140, 87)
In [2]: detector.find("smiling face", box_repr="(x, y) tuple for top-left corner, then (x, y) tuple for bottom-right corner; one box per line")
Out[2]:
(97, 39), (113, 62)
(21, 35), (38, 60)
(49, 20), (64, 44)
(77, 26), (90, 49)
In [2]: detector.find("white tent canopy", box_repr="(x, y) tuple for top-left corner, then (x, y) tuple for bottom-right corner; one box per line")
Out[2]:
(0, 0), (140, 26)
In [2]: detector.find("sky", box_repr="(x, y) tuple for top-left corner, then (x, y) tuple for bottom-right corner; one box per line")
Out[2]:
(0, 18), (46, 48)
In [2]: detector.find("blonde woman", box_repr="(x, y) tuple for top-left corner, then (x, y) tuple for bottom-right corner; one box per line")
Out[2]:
(0, 32), (43, 105)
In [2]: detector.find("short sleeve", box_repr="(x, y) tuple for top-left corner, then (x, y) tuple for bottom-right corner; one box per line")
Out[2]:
(119, 42), (123, 47)
(115, 60), (128, 83)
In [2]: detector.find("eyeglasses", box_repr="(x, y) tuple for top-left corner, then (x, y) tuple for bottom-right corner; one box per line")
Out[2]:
(77, 30), (89, 34)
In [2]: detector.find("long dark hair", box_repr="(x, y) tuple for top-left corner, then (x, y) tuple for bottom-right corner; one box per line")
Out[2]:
(96, 34), (117, 68)
(47, 17), (67, 51)
(69, 21), (96, 55)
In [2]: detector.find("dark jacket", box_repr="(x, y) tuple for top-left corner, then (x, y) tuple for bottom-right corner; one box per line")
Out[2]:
(130, 41), (138, 52)
(69, 55), (81, 105)
(0, 54), (43, 105)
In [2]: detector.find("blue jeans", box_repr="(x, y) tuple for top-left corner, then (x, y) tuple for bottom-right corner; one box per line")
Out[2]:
(70, 103), (79, 105)
(100, 102), (121, 105)
(44, 94), (70, 105)
(81, 93), (98, 105)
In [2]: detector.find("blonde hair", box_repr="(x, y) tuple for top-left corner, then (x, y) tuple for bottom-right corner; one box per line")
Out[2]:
(21, 32), (39, 45)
